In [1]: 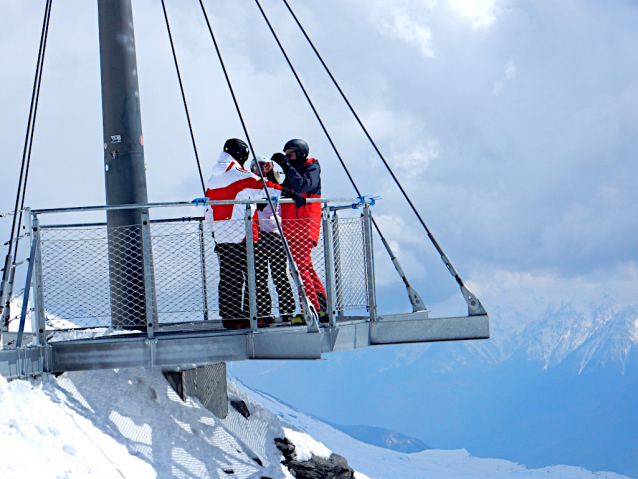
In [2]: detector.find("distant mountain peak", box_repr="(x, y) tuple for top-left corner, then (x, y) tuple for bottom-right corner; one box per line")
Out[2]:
(323, 422), (430, 454)
(456, 296), (638, 372)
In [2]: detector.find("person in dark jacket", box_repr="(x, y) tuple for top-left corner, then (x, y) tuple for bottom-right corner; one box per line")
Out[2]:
(272, 139), (327, 323)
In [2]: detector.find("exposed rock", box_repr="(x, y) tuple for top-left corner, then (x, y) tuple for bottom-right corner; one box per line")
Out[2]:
(274, 437), (296, 458)
(287, 454), (355, 479)
(275, 437), (355, 479)
(230, 400), (250, 419)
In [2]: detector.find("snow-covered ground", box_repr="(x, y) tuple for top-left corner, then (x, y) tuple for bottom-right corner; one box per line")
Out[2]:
(0, 368), (629, 479)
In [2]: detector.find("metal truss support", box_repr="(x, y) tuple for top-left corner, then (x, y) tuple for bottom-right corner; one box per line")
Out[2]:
(321, 205), (337, 327)
(141, 210), (158, 339)
(363, 205), (378, 321)
(198, 220), (209, 321)
(244, 205), (258, 332)
(332, 211), (344, 318)
(30, 213), (46, 346)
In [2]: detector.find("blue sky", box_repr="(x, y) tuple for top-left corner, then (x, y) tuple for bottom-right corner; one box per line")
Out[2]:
(1, 0), (637, 321)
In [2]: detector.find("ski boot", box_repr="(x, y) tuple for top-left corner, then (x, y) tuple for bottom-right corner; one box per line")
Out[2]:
(290, 311), (329, 324)
(222, 319), (251, 330)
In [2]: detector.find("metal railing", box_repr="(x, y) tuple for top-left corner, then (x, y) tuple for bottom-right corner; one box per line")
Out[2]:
(3, 198), (376, 347)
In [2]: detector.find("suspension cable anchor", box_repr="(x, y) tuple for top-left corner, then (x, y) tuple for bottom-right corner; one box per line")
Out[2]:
(191, 198), (209, 207)
(329, 196), (380, 212)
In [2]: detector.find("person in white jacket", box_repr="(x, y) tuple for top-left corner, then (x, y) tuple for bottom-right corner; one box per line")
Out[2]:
(250, 156), (296, 322)
(205, 139), (305, 329)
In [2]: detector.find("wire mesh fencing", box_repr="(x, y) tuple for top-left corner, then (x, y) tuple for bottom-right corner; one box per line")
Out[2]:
(333, 216), (369, 312)
(41, 225), (111, 329)
(39, 209), (370, 331)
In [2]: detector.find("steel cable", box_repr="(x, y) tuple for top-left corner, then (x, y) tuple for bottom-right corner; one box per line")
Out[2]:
(14, 0), (53, 254)
(197, 0), (319, 327)
(278, 0), (468, 288)
(5, 0), (52, 261)
(253, 0), (421, 290)
(160, 0), (206, 193)
(1, 0), (52, 322)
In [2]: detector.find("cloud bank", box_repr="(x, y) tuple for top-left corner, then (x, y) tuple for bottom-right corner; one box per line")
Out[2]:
(1, 0), (637, 320)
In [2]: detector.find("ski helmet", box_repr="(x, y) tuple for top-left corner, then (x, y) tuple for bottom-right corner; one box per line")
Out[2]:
(283, 139), (309, 162)
(224, 138), (249, 164)
(250, 155), (282, 184)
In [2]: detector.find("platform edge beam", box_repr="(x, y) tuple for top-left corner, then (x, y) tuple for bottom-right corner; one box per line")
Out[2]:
(370, 314), (490, 345)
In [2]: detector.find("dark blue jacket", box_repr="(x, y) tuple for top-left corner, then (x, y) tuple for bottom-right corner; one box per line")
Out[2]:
(283, 158), (321, 197)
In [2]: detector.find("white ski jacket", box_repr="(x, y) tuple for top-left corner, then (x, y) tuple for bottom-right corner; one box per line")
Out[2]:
(257, 203), (282, 235)
(205, 152), (282, 243)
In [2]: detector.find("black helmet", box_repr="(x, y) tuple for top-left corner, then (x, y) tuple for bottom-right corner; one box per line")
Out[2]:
(224, 138), (249, 164)
(283, 139), (309, 162)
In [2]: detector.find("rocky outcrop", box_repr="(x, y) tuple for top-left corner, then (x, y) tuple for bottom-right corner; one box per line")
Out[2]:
(230, 399), (250, 419)
(275, 437), (355, 479)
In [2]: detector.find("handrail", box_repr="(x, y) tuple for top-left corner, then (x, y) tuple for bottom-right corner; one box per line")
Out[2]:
(31, 197), (375, 215)
(39, 217), (206, 230)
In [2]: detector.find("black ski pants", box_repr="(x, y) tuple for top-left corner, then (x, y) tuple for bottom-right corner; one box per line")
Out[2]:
(255, 232), (296, 317)
(216, 241), (274, 319)
(216, 242), (249, 320)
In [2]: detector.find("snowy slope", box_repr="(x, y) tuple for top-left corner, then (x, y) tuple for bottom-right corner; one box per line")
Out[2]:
(233, 378), (629, 479)
(0, 368), (308, 479)
(0, 372), (154, 478)
(0, 367), (627, 479)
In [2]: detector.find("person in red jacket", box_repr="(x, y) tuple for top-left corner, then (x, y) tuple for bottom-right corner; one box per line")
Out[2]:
(272, 139), (327, 323)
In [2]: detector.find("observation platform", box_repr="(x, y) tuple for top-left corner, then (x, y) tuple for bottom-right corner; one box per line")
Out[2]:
(0, 198), (489, 380)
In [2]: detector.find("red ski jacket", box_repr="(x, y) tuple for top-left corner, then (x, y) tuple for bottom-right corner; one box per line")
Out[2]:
(281, 158), (322, 244)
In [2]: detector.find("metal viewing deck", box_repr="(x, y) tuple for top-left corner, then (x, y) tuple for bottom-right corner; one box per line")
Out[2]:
(0, 198), (489, 380)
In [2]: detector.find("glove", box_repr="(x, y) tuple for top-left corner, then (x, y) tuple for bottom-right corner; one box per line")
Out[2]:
(191, 198), (208, 206)
(282, 187), (307, 208)
(256, 202), (267, 212)
(271, 152), (290, 171)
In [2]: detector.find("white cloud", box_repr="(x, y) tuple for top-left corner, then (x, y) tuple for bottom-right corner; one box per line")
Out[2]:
(366, 0), (438, 57)
(464, 262), (638, 320)
(383, 13), (435, 57)
(504, 59), (516, 80)
(390, 139), (439, 175)
(2, 0), (638, 319)
(447, 0), (498, 29)
(493, 59), (517, 94)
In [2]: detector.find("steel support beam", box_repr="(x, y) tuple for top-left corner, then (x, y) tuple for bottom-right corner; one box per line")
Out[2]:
(30, 214), (46, 346)
(98, 0), (151, 328)
(0, 346), (47, 380)
(363, 205), (377, 321)
(34, 314), (488, 375)
(198, 221), (210, 321)
(245, 205), (258, 331)
(370, 314), (490, 344)
(141, 210), (158, 338)
(322, 206), (337, 326)
(49, 333), (248, 372)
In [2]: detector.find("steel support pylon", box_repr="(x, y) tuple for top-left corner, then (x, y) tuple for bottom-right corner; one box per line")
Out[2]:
(98, 0), (153, 328)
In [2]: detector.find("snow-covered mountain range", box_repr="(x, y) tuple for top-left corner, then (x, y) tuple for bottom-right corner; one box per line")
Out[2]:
(232, 295), (638, 478)
(468, 296), (638, 371)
